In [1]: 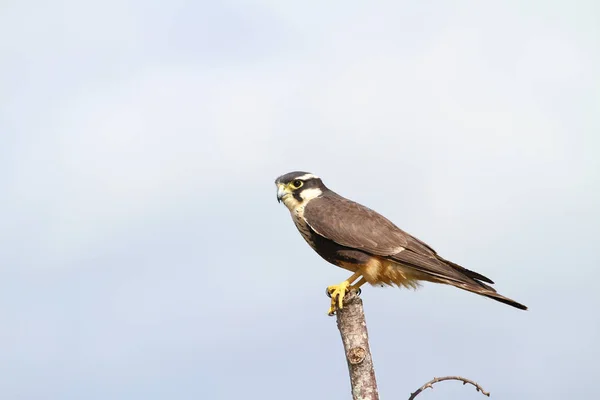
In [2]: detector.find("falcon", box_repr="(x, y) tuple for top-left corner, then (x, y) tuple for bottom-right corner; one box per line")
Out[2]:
(275, 171), (527, 315)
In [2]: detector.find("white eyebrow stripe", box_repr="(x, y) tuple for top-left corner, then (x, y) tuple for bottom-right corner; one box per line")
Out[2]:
(295, 173), (319, 180)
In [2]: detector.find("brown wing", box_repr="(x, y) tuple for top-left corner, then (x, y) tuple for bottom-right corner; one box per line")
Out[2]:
(303, 192), (411, 255)
(303, 192), (494, 286)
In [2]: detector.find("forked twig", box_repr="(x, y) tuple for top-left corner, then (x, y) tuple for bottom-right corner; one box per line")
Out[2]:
(408, 376), (490, 399)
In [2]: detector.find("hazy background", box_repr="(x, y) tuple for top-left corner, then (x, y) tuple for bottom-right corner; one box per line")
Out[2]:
(1, 1), (599, 399)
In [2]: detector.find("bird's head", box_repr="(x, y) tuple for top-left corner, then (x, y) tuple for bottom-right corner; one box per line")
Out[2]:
(275, 171), (326, 210)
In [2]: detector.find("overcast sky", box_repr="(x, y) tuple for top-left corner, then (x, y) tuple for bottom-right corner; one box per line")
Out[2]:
(1, 1), (599, 399)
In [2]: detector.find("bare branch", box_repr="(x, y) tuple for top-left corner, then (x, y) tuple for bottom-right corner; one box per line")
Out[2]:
(408, 376), (490, 399)
(331, 290), (489, 400)
(333, 290), (379, 400)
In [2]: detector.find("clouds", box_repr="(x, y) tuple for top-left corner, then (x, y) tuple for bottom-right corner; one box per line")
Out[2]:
(3, 62), (289, 267)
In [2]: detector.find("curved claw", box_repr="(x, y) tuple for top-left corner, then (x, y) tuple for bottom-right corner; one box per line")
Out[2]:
(326, 281), (352, 315)
(327, 287), (360, 316)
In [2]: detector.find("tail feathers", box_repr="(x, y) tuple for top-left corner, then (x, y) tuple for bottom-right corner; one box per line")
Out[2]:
(451, 280), (528, 310)
(437, 256), (495, 284)
(481, 291), (528, 310)
(442, 260), (528, 310)
(393, 253), (527, 310)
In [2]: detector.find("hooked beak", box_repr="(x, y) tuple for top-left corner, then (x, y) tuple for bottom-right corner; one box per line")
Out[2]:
(277, 184), (287, 203)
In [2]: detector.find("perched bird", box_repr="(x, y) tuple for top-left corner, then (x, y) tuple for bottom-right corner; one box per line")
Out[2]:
(275, 171), (527, 315)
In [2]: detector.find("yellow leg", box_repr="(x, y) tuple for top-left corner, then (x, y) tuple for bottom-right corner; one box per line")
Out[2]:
(351, 277), (367, 291)
(327, 271), (363, 316)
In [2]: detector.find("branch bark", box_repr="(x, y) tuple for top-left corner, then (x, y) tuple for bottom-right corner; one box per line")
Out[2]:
(408, 376), (490, 399)
(333, 289), (379, 400)
(332, 291), (490, 400)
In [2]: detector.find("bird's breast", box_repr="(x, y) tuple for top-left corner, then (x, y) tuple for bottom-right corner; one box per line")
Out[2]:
(290, 205), (317, 249)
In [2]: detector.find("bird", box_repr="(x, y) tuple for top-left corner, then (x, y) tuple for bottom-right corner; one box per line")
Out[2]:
(275, 171), (527, 315)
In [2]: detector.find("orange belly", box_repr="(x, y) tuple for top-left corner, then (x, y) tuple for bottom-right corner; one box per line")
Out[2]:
(341, 256), (426, 289)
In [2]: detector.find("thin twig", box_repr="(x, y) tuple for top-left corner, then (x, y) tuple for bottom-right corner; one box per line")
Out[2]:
(408, 376), (490, 399)
(333, 289), (379, 400)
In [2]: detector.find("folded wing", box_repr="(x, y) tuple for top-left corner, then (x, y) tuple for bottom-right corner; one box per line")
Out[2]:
(303, 193), (493, 288)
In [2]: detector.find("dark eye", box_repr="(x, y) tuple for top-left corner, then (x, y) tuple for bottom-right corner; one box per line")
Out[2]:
(292, 179), (303, 188)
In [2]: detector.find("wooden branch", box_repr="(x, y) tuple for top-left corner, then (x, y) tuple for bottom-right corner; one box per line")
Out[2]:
(408, 376), (490, 399)
(331, 291), (489, 400)
(333, 289), (379, 400)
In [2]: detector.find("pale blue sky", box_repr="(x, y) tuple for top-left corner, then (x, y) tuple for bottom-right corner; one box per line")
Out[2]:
(1, 1), (599, 399)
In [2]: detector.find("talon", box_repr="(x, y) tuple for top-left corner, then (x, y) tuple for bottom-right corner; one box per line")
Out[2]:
(325, 280), (351, 314)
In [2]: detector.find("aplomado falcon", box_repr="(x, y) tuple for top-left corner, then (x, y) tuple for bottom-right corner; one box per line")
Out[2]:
(275, 171), (527, 315)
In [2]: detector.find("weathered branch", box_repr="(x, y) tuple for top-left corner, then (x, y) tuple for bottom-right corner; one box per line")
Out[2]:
(333, 290), (379, 400)
(408, 376), (490, 399)
(332, 291), (490, 400)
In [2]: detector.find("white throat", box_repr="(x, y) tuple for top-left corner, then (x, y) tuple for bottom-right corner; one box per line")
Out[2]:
(300, 188), (323, 201)
(281, 188), (323, 212)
